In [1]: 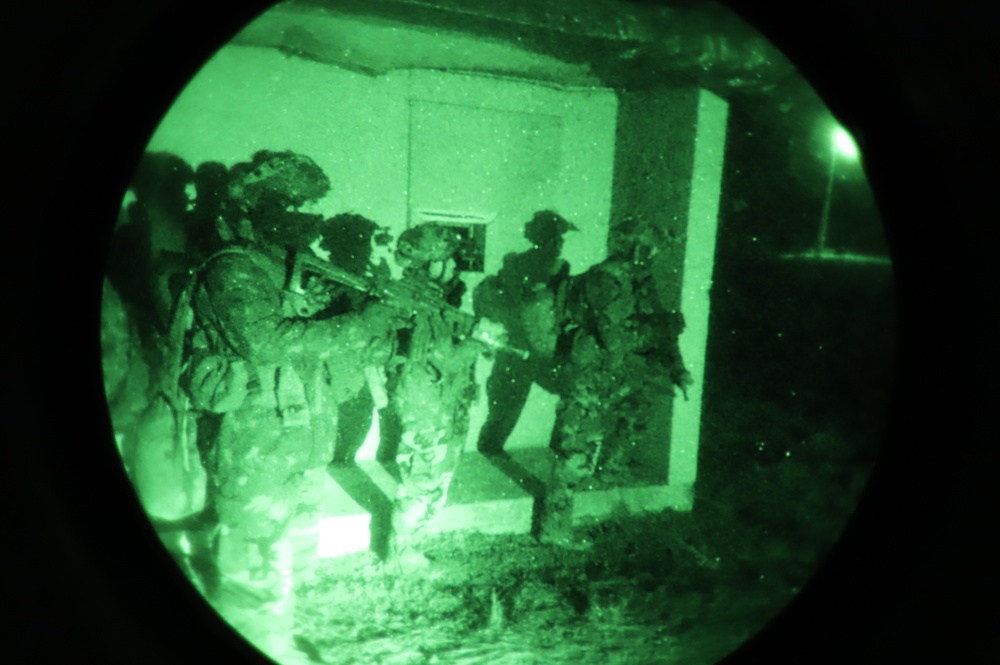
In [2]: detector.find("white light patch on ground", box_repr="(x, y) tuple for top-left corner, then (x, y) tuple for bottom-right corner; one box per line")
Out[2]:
(318, 513), (372, 557)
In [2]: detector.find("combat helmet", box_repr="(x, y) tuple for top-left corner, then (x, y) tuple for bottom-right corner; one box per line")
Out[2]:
(523, 210), (578, 247)
(394, 223), (462, 271)
(227, 150), (330, 211)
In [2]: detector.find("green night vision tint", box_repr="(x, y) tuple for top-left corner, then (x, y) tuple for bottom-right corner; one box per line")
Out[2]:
(100, 1), (894, 663)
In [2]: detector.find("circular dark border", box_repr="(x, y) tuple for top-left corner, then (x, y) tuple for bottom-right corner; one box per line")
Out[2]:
(5, 1), (994, 663)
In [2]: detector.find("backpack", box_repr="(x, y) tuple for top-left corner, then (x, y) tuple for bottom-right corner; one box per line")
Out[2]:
(129, 249), (252, 522)
(131, 392), (205, 522)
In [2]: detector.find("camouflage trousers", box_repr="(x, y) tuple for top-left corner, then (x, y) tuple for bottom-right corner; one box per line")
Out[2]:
(538, 366), (610, 545)
(391, 428), (464, 556)
(209, 406), (327, 663)
(539, 390), (605, 542)
(389, 363), (470, 559)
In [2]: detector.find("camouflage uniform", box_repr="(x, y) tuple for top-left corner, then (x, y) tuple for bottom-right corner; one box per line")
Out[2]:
(537, 260), (631, 544)
(385, 224), (481, 566)
(539, 255), (689, 545)
(183, 147), (384, 660)
(187, 245), (395, 661)
(389, 308), (480, 562)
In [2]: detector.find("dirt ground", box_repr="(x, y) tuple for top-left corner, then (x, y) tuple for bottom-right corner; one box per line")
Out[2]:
(293, 408), (875, 665)
(290, 255), (890, 665)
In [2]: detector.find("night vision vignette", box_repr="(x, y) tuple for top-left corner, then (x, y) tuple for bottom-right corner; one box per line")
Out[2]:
(98, 1), (895, 664)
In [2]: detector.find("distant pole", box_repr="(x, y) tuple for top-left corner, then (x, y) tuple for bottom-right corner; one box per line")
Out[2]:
(817, 126), (859, 255)
(816, 147), (836, 254)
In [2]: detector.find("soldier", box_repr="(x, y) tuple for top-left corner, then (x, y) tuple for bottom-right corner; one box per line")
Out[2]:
(186, 160), (232, 264)
(384, 223), (486, 571)
(538, 226), (693, 549)
(107, 151), (197, 384)
(317, 213), (392, 465)
(181, 150), (397, 663)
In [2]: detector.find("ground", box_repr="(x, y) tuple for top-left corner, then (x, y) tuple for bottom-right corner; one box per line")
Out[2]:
(293, 407), (875, 665)
(290, 257), (890, 665)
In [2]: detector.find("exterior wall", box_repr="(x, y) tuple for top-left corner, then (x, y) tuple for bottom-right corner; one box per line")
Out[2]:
(146, 47), (616, 287)
(609, 87), (729, 501)
(147, 44), (411, 229)
(404, 69), (617, 297)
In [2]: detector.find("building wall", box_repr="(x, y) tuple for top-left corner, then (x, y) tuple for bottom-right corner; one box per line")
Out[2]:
(610, 88), (701, 313)
(146, 46), (616, 286)
(404, 70), (616, 298)
(609, 87), (729, 495)
(147, 45), (411, 229)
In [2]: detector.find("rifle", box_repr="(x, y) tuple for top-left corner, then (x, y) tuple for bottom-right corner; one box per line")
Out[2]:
(290, 251), (529, 359)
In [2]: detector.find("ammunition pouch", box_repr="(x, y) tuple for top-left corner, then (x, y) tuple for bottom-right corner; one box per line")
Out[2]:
(185, 352), (250, 413)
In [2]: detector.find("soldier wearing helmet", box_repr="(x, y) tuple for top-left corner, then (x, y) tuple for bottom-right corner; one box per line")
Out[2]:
(539, 223), (692, 549)
(181, 150), (397, 663)
(382, 222), (482, 572)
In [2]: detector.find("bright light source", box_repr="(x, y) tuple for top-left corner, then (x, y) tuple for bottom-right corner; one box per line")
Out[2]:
(833, 126), (859, 158)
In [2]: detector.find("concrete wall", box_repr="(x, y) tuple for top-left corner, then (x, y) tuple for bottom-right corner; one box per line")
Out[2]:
(609, 87), (729, 497)
(146, 46), (616, 289)
(147, 45), (410, 229)
(404, 70), (617, 297)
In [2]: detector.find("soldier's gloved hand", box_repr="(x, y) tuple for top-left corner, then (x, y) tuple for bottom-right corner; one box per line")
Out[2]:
(303, 276), (335, 312)
(674, 369), (694, 400)
(472, 317), (508, 348)
(361, 302), (410, 334)
(286, 276), (336, 318)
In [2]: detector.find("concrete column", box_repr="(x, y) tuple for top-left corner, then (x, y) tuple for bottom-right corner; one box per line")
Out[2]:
(610, 87), (729, 505)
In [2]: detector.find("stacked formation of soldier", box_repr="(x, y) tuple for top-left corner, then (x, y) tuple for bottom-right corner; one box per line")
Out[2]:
(102, 148), (692, 663)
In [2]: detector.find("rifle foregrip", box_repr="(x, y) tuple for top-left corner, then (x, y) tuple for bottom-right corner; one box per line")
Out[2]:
(471, 330), (529, 360)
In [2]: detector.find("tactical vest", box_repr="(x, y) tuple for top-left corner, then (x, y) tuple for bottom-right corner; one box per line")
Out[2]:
(177, 248), (329, 451)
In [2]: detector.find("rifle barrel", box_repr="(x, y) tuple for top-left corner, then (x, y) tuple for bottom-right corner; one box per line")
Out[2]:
(294, 251), (529, 358)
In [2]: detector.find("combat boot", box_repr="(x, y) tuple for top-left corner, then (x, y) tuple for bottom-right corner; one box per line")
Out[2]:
(537, 454), (594, 551)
